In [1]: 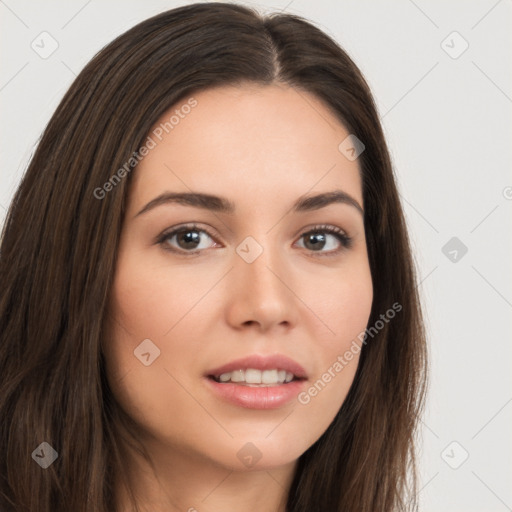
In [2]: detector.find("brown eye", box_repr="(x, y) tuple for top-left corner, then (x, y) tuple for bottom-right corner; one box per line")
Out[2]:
(296, 225), (352, 255)
(157, 224), (218, 254)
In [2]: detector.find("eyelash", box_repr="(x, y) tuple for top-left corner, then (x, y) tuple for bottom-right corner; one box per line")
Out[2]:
(156, 223), (353, 258)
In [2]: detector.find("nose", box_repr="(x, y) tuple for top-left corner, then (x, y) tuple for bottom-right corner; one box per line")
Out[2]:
(224, 241), (299, 332)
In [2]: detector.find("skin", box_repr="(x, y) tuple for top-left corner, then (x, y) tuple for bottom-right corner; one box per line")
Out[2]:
(103, 82), (373, 512)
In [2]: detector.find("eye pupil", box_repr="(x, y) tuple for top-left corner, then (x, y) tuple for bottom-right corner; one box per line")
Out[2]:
(304, 233), (326, 251)
(178, 230), (200, 249)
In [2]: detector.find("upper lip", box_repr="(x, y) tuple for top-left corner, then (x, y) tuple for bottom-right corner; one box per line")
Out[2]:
(206, 354), (308, 379)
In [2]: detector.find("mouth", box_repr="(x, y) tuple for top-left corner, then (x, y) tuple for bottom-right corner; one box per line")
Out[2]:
(208, 368), (306, 386)
(204, 357), (308, 409)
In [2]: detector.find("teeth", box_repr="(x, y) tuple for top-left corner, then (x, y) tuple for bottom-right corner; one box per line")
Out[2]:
(246, 368), (262, 384)
(215, 368), (296, 385)
(261, 369), (278, 384)
(230, 369), (244, 383)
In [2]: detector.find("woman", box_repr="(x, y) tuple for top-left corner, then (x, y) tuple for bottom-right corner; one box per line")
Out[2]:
(0, 3), (428, 511)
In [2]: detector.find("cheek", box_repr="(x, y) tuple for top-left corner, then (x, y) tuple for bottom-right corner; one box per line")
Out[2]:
(328, 276), (373, 346)
(103, 258), (200, 441)
(103, 246), (213, 402)
(308, 258), (373, 353)
(108, 247), (211, 346)
(296, 265), (373, 420)
(103, 251), (169, 397)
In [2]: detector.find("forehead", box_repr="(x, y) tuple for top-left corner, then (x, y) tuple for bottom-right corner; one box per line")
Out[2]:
(129, 83), (363, 211)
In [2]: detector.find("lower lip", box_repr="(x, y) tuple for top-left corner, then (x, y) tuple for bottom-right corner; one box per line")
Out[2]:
(204, 377), (306, 409)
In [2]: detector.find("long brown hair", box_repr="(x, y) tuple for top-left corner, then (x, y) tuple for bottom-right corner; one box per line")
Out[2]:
(0, 3), (428, 511)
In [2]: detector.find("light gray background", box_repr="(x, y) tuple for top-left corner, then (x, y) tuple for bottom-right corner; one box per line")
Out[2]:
(1, 1), (511, 510)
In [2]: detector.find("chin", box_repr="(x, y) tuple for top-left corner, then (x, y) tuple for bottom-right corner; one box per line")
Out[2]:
(207, 434), (310, 472)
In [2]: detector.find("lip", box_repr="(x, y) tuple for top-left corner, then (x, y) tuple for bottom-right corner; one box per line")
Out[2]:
(206, 353), (308, 379)
(204, 378), (306, 409)
(204, 353), (308, 410)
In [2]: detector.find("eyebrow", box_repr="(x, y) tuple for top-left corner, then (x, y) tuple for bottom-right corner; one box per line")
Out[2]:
(135, 189), (364, 218)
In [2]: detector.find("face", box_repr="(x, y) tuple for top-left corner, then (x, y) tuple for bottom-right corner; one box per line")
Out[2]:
(103, 83), (373, 473)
